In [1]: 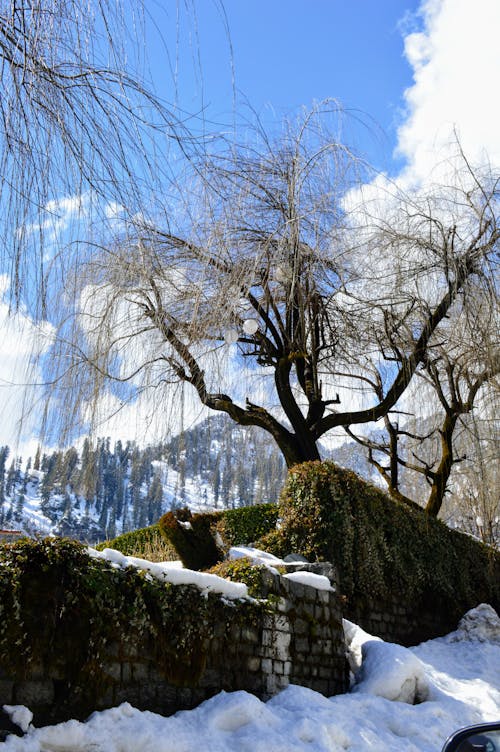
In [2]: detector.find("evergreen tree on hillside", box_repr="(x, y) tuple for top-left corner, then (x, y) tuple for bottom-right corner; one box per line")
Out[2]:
(5, 460), (16, 497)
(146, 473), (163, 525)
(77, 439), (97, 504)
(14, 492), (25, 522)
(0, 447), (10, 522)
(22, 457), (31, 494)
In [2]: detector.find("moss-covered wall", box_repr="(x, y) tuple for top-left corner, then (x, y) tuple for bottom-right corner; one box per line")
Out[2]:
(0, 539), (347, 726)
(264, 461), (500, 645)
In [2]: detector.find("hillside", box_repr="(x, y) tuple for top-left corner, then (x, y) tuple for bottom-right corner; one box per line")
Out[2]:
(0, 414), (496, 546)
(0, 417), (287, 542)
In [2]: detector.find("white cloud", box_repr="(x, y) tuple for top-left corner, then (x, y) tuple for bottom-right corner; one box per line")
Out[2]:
(0, 276), (55, 454)
(104, 201), (125, 220)
(397, 0), (500, 185)
(19, 192), (92, 255)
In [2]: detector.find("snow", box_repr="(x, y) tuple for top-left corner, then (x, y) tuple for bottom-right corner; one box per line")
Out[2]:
(3, 605), (499, 751)
(228, 547), (334, 591)
(2, 707), (33, 734)
(351, 640), (430, 704)
(343, 618), (382, 675)
(87, 547), (248, 600)
(283, 571), (334, 592)
(450, 603), (500, 644)
(229, 545), (285, 566)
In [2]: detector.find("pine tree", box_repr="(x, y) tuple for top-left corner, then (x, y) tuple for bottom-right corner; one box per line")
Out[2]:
(5, 460), (16, 497)
(78, 439), (97, 505)
(14, 493), (25, 522)
(22, 457), (32, 494)
(0, 446), (9, 515)
(146, 473), (163, 525)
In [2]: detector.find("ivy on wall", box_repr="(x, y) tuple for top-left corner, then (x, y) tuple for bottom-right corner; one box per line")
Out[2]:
(262, 461), (500, 622)
(0, 537), (261, 719)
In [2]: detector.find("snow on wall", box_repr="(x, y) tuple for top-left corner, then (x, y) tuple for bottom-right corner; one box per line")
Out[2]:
(0, 556), (347, 727)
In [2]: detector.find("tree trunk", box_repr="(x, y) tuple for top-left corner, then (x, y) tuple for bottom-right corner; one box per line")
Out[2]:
(425, 414), (458, 516)
(279, 432), (322, 469)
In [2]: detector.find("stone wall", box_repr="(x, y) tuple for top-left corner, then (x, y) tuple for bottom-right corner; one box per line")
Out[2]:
(0, 562), (347, 727)
(272, 461), (500, 647)
(343, 593), (455, 646)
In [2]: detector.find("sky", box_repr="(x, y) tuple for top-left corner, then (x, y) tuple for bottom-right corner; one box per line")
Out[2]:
(1, 0), (499, 454)
(148, 0), (420, 168)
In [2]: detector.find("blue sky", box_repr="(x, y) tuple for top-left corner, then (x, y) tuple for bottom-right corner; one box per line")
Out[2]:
(2, 0), (500, 452)
(146, 0), (420, 171)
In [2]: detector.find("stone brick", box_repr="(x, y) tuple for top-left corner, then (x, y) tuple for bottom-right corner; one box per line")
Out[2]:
(311, 678), (328, 695)
(131, 662), (150, 682)
(272, 615), (289, 632)
(15, 680), (54, 706)
(317, 590), (330, 604)
(290, 583), (306, 599)
(214, 622), (226, 638)
(155, 682), (183, 706)
(247, 656), (260, 673)
(273, 660), (284, 675)
(272, 631), (291, 659)
(245, 674), (265, 693)
(114, 685), (141, 707)
(241, 627), (259, 643)
(262, 629), (274, 647)
(294, 637), (310, 653)
(230, 625), (241, 641)
(294, 618), (309, 635)
(261, 658), (273, 674)
(0, 679), (14, 703)
(104, 662), (122, 682)
(277, 597), (294, 613)
(265, 674), (281, 695)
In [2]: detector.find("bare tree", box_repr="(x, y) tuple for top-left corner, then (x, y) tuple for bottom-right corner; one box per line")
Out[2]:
(345, 334), (499, 516)
(0, 0), (182, 310)
(441, 414), (499, 546)
(341, 169), (499, 516)
(51, 106), (499, 486)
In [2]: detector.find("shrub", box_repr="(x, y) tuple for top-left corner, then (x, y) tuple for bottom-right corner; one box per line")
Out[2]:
(159, 508), (224, 570)
(96, 524), (177, 562)
(263, 461), (500, 621)
(216, 503), (279, 547)
(209, 558), (268, 598)
(158, 503), (279, 570)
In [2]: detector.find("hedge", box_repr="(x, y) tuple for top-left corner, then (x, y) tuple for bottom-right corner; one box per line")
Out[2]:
(262, 461), (500, 619)
(96, 524), (176, 560)
(218, 504), (279, 547)
(159, 503), (280, 570)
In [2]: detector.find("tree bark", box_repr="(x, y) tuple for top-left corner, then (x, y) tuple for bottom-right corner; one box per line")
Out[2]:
(425, 413), (459, 516)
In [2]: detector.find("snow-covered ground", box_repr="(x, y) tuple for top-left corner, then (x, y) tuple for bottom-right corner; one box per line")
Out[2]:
(2, 572), (499, 752)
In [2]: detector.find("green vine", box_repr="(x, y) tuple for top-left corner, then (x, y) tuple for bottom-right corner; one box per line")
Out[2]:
(0, 537), (262, 718)
(262, 461), (500, 622)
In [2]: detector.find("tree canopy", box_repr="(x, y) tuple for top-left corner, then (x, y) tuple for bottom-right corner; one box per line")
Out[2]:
(0, 3), (497, 520)
(48, 105), (499, 516)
